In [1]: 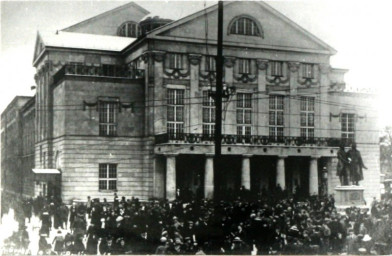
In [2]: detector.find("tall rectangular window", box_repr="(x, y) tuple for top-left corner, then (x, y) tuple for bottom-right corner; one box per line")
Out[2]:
(169, 53), (183, 69)
(302, 63), (314, 79)
(341, 113), (355, 140)
(99, 102), (117, 136)
(167, 89), (184, 137)
(269, 95), (284, 141)
(271, 61), (283, 77)
(239, 59), (251, 74)
(300, 96), (315, 139)
(99, 164), (117, 190)
(202, 91), (215, 137)
(237, 93), (252, 137)
(205, 56), (216, 72)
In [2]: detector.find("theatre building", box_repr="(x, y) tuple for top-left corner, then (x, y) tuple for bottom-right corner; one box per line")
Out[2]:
(1, 1), (380, 205)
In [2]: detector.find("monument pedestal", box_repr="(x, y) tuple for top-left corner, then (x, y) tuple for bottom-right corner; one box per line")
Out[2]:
(334, 185), (366, 209)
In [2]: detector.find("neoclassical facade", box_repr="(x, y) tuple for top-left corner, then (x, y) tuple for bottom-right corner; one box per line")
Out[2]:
(1, 1), (380, 204)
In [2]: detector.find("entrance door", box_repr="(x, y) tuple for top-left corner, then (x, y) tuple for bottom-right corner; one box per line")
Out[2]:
(176, 155), (204, 200)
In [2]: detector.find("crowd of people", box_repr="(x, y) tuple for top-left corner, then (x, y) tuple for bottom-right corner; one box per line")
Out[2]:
(2, 189), (392, 255)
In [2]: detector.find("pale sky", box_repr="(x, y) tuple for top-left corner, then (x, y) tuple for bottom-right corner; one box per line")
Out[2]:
(1, 0), (392, 127)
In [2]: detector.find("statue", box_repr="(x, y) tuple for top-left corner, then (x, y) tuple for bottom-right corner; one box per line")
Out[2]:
(336, 144), (349, 185)
(347, 143), (367, 185)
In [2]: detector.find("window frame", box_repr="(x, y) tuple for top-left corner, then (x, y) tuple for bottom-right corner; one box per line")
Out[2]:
(202, 91), (215, 137)
(99, 163), (117, 191)
(300, 96), (315, 139)
(236, 93), (252, 137)
(167, 89), (185, 138)
(118, 21), (139, 38)
(269, 95), (284, 141)
(302, 63), (315, 79)
(238, 58), (251, 74)
(341, 113), (355, 140)
(169, 53), (183, 70)
(229, 16), (262, 37)
(205, 56), (216, 72)
(270, 61), (283, 77)
(99, 99), (118, 137)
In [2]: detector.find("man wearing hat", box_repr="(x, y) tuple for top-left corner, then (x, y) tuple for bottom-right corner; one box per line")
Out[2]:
(155, 237), (169, 255)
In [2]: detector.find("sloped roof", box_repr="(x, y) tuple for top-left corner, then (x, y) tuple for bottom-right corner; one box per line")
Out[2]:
(39, 31), (136, 52)
(62, 2), (149, 32)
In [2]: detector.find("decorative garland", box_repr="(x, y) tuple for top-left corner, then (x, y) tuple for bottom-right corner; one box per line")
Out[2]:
(266, 75), (290, 86)
(233, 73), (258, 83)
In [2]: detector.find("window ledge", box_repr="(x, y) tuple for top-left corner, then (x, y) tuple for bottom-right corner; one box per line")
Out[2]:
(98, 189), (118, 193)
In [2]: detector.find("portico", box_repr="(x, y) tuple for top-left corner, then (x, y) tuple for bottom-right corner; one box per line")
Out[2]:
(156, 150), (330, 200)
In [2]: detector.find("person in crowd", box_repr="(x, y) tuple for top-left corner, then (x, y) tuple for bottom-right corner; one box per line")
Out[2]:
(7, 188), (392, 255)
(52, 230), (65, 255)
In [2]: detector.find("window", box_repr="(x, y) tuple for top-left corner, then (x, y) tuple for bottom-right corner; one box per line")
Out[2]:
(169, 53), (183, 69)
(271, 61), (283, 77)
(205, 56), (216, 72)
(239, 59), (251, 74)
(237, 93), (252, 137)
(302, 63), (314, 79)
(269, 95), (284, 141)
(202, 91), (215, 137)
(167, 89), (184, 137)
(229, 17), (261, 36)
(68, 62), (84, 74)
(99, 101), (117, 136)
(99, 164), (117, 190)
(341, 113), (355, 140)
(118, 21), (139, 38)
(300, 97), (315, 139)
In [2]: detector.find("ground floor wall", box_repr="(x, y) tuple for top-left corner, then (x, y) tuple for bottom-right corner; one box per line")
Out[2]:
(45, 136), (155, 203)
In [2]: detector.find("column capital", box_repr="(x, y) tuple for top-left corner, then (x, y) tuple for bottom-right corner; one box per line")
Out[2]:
(224, 56), (236, 68)
(288, 62), (300, 72)
(319, 64), (330, 74)
(310, 155), (321, 159)
(164, 153), (178, 157)
(243, 154), (253, 158)
(188, 54), (202, 65)
(278, 155), (288, 159)
(147, 50), (166, 62)
(205, 153), (215, 158)
(256, 59), (269, 70)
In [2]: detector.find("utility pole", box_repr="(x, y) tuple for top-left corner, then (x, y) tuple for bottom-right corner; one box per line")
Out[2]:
(213, 1), (224, 199)
(215, 1), (223, 157)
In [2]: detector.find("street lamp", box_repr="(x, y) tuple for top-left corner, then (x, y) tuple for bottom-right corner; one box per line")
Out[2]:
(208, 82), (236, 101)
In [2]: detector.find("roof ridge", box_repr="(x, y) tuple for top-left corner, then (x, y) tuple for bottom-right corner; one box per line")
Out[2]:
(62, 2), (149, 32)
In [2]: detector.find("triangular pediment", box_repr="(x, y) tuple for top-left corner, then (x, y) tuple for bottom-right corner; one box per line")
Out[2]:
(32, 32), (45, 65)
(62, 2), (149, 36)
(147, 1), (336, 54)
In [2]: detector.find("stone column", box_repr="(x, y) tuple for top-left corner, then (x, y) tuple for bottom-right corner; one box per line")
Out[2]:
(288, 62), (300, 137)
(188, 54), (202, 134)
(276, 156), (287, 189)
(256, 60), (269, 135)
(204, 154), (214, 199)
(223, 57), (235, 134)
(309, 156), (319, 195)
(320, 64), (331, 138)
(152, 51), (166, 135)
(241, 154), (252, 190)
(166, 154), (177, 200)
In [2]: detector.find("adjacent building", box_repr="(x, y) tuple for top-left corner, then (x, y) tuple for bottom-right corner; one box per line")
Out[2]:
(1, 1), (380, 205)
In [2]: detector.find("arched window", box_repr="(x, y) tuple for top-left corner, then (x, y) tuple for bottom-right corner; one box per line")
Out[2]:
(118, 21), (139, 38)
(229, 16), (263, 37)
